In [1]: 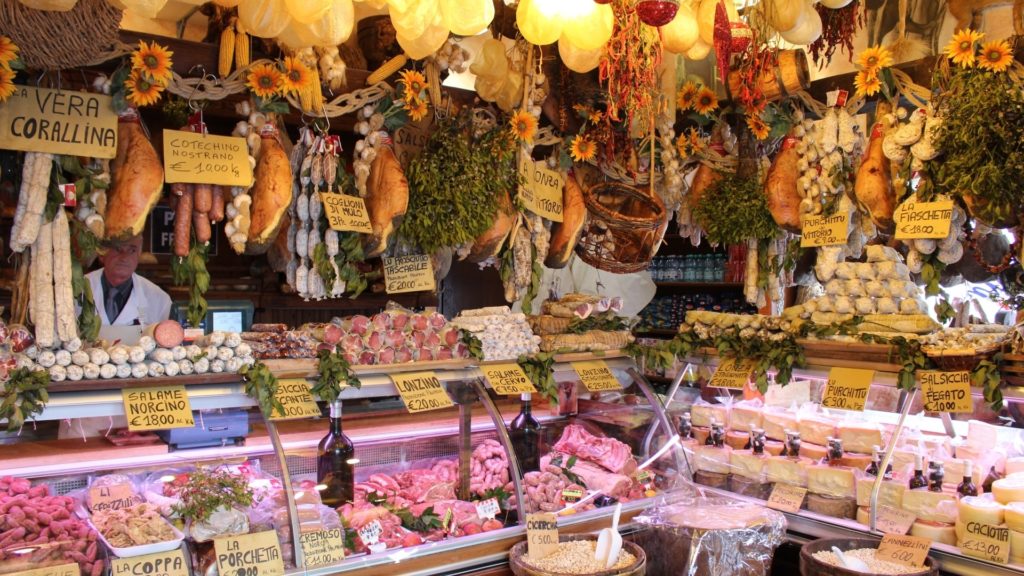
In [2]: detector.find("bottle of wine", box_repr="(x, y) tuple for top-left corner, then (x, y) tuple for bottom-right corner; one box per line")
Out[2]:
(957, 460), (978, 497)
(928, 462), (945, 492)
(317, 400), (355, 508)
(865, 444), (880, 477)
(509, 393), (542, 472)
(909, 454), (928, 489)
(784, 430), (802, 459)
(679, 413), (693, 440)
(826, 437), (844, 465)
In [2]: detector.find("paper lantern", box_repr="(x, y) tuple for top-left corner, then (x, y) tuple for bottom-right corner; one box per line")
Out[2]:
(558, 36), (602, 73)
(561, 0), (613, 52)
(516, 0), (563, 46)
(284, 0), (330, 24)
(239, 0), (292, 38)
(441, 0), (494, 36)
(762, 0), (804, 34)
(685, 37), (711, 60)
(636, 0), (678, 27)
(697, 0), (737, 45)
(118, 0), (167, 18)
(277, 20), (315, 50)
(819, 0), (853, 7)
(396, 11), (449, 60)
(471, 38), (509, 80)
(779, 1), (821, 44)
(19, 0), (78, 10)
(390, 0), (439, 43)
(308, 0), (355, 46)
(661, 3), (698, 54)
(495, 73), (523, 112)
(212, 0), (242, 6)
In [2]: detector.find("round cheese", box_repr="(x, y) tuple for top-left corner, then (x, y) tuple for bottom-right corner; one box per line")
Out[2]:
(1012, 529), (1024, 564)
(1008, 457), (1024, 476)
(959, 495), (1005, 526)
(993, 475), (1024, 504)
(1005, 502), (1024, 532)
(726, 430), (750, 450)
(856, 506), (871, 526)
(911, 520), (957, 545)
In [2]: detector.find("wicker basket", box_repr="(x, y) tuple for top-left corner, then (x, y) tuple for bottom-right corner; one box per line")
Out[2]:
(1003, 353), (1024, 387)
(509, 535), (646, 576)
(923, 342), (1002, 372)
(574, 182), (668, 274)
(799, 538), (938, 576)
(0, 0), (124, 71)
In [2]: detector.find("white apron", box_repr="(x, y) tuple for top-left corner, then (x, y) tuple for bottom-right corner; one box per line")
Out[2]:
(85, 270), (172, 343)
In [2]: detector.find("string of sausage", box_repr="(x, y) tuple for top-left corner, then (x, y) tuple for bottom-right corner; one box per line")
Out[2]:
(169, 126), (227, 257)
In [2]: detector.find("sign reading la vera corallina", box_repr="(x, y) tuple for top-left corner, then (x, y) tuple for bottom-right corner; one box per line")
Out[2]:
(0, 86), (117, 158)
(383, 255), (435, 294)
(800, 212), (850, 248)
(894, 199), (954, 240)
(112, 548), (189, 576)
(163, 130), (253, 187)
(920, 370), (973, 413)
(518, 156), (564, 222)
(481, 363), (537, 395)
(215, 530), (285, 576)
(269, 379), (321, 421)
(122, 385), (195, 432)
(391, 371), (454, 413)
(821, 367), (874, 411)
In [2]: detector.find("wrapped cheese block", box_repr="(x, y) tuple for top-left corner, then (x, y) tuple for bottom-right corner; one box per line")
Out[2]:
(855, 478), (905, 509)
(730, 450), (768, 481)
(834, 453), (874, 470)
(763, 440), (786, 456)
(941, 458), (984, 490)
(958, 494), (1005, 526)
(766, 456), (809, 487)
(806, 492), (857, 520)
(956, 443), (1006, 477)
(902, 489), (958, 523)
(693, 426), (711, 446)
(799, 415), (836, 447)
(838, 422), (884, 455)
(856, 506), (871, 526)
(729, 404), (763, 432)
(993, 474), (1024, 504)
(1013, 530), (1024, 564)
(807, 465), (856, 499)
(725, 431), (750, 450)
(692, 403), (729, 428)
(1006, 502), (1024, 532)
(800, 442), (828, 462)
(911, 520), (957, 546)
(892, 449), (927, 476)
(762, 411), (797, 442)
(694, 445), (733, 474)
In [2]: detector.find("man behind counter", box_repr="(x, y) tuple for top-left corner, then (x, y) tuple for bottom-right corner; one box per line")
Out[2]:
(86, 234), (172, 327)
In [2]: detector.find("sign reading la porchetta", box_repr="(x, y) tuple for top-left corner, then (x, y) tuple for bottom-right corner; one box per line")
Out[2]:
(0, 87), (118, 158)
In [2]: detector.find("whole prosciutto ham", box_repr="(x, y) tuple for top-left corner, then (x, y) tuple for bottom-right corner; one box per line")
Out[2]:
(855, 101), (897, 232)
(764, 130), (802, 233)
(363, 145), (409, 258)
(105, 112), (164, 240)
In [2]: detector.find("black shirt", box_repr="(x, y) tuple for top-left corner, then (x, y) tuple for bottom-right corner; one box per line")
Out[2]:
(101, 274), (133, 323)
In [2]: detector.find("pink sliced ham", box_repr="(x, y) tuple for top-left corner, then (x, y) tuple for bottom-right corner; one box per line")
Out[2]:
(541, 453), (632, 497)
(364, 331), (384, 351)
(416, 347), (434, 361)
(377, 346), (396, 364)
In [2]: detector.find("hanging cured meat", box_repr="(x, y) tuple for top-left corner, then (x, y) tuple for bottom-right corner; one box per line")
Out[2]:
(105, 112), (164, 241)
(764, 130), (803, 233)
(363, 144), (409, 258)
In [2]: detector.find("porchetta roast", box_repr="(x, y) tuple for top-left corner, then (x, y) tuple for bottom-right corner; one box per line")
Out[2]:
(246, 125), (293, 255)
(105, 111), (164, 240)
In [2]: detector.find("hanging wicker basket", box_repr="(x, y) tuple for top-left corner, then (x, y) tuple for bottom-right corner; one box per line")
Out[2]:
(574, 181), (668, 274)
(0, 0), (125, 71)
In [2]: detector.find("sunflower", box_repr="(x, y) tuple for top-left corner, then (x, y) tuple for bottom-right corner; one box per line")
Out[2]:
(675, 132), (690, 157)
(405, 97), (429, 122)
(0, 67), (15, 102)
(945, 29), (984, 68)
(852, 70), (881, 97)
(398, 69), (428, 100)
(509, 109), (537, 142)
(746, 113), (770, 140)
(589, 109), (604, 124)
(281, 56), (314, 95)
(569, 136), (597, 162)
(247, 63), (283, 99)
(693, 87), (718, 116)
(573, 103), (590, 116)
(0, 36), (19, 67)
(676, 81), (699, 111)
(131, 40), (173, 86)
(688, 127), (705, 154)
(124, 69), (163, 107)
(856, 45), (894, 71)
(978, 40), (1013, 73)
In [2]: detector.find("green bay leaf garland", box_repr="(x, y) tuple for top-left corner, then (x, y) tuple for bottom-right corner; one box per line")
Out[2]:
(0, 368), (50, 432)
(692, 172), (778, 247)
(314, 348), (362, 404)
(239, 361), (285, 418)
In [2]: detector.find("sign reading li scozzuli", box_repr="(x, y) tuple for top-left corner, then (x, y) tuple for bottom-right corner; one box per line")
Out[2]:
(0, 86), (118, 158)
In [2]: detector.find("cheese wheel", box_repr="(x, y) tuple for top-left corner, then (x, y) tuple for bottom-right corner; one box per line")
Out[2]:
(762, 411), (797, 441)
(730, 450), (768, 481)
(692, 404), (729, 428)
(799, 415), (837, 446)
(993, 475), (1024, 504)
(726, 430), (750, 450)
(856, 506), (871, 526)
(902, 489), (958, 523)
(838, 423), (885, 455)
(911, 520), (957, 545)
(800, 442), (828, 462)
(1007, 457), (1024, 477)
(729, 405), (763, 432)
(1012, 528), (1024, 563)
(693, 426), (711, 445)
(763, 440), (786, 456)
(767, 457), (809, 487)
(856, 478), (905, 508)
(694, 445), (733, 474)
(959, 495), (1006, 526)
(807, 465), (856, 498)
(1005, 502), (1024, 532)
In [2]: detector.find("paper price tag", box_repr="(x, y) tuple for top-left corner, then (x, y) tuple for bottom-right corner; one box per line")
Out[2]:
(112, 548), (189, 576)
(89, 483), (144, 512)
(571, 360), (622, 392)
(163, 130), (252, 186)
(269, 379), (321, 421)
(122, 386), (195, 432)
(920, 371), (973, 413)
(60, 183), (77, 207)
(442, 508), (456, 534)
(876, 505), (916, 535)
(766, 484), (806, 513)
(391, 371), (454, 413)
(300, 528), (345, 569)
(475, 497), (500, 519)
(481, 363), (536, 395)
(357, 520), (383, 547)
(383, 255), (436, 294)
(8, 563), (79, 576)
(526, 513), (559, 560)
(708, 358), (756, 390)
(0, 87), (118, 158)
(821, 367), (874, 411)
(214, 530), (285, 576)
(800, 212), (850, 247)
(960, 522), (1010, 564)
(320, 193), (373, 233)
(518, 156), (564, 222)
(894, 199), (954, 240)
(561, 488), (584, 502)
(877, 534), (931, 568)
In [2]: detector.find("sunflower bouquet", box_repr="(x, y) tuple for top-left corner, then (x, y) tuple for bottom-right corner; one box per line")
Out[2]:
(0, 36), (24, 104)
(851, 44), (894, 99)
(109, 40), (174, 111)
(245, 56), (316, 114)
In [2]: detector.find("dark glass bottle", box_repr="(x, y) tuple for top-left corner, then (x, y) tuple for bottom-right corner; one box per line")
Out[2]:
(877, 448), (894, 480)
(928, 462), (945, 492)
(826, 437), (843, 465)
(317, 400), (355, 508)
(784, 430), (801, 459)
(751, 429), (766, 455)
(679, 413), (693, 440)
(957, 461), (978, 497)
(509, 393), (542, 472)
(909, 454), (928, 490)
(707, 422), (725, 447)
(865, 445), (880, 477)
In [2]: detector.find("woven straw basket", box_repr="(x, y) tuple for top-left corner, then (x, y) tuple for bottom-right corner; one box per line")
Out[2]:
(1, 0), (123, 71)
(574, 182), (668, 274)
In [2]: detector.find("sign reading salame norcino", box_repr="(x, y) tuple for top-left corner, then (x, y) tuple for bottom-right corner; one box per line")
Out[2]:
(0, 87), (118, 158)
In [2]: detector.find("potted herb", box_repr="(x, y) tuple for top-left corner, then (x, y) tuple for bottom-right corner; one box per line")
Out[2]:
(172, 467), (255, 542)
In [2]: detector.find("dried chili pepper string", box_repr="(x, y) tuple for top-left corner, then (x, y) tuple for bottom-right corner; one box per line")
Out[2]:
(809, 0), (865, 67)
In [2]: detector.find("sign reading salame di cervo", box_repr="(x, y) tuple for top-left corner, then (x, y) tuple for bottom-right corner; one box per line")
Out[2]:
(0, 86), (118, 158)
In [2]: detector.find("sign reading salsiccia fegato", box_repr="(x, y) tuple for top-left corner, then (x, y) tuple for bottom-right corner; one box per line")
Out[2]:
(0, 87), (117, 158)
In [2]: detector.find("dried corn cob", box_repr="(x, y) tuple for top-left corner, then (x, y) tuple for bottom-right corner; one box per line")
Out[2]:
(219, 21), (236, 77)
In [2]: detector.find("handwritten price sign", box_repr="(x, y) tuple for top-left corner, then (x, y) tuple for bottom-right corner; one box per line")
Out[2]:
(877, 535), (931, 568)
(801, 212), (850, 247)
(122, 386), (194, 432)
(391, 371), (454, 413)
(518, 156), (564, 222)
(320, 193), (373, 233)
(894, 199), (954, 240)
(821, 367), (874, 411)
(383, 255), (435, 294)
(163, 130), (253, 187)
